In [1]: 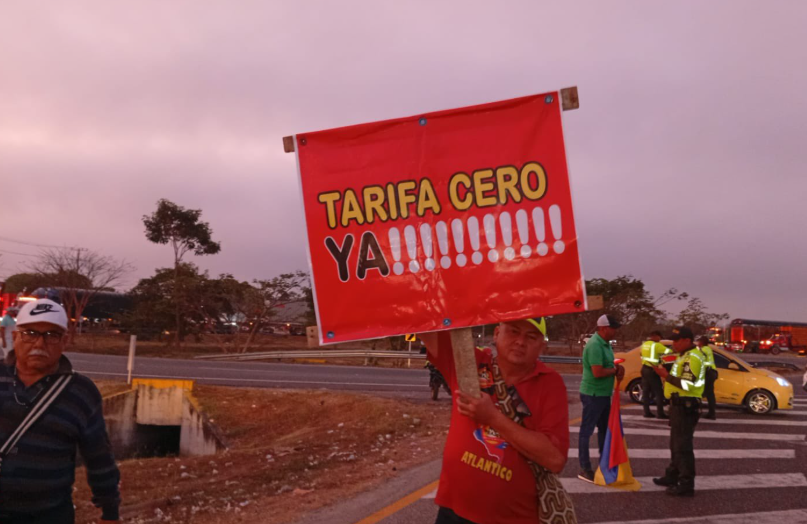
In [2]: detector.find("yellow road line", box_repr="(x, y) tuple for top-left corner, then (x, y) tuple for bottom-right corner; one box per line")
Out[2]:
(570, 416), (581, 425)
(353, 480), (439, 524)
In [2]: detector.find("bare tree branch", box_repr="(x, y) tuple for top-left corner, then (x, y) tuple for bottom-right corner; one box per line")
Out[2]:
(33, 248), (133, 342)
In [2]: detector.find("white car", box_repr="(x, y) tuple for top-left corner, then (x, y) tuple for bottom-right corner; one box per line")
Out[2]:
(580, 333), (617, 346)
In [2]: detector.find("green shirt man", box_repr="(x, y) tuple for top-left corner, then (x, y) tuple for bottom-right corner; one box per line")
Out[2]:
(581, 333), (617, 395)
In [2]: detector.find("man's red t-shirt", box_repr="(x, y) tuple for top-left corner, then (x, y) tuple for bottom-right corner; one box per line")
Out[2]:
(430, 332), (569, 524)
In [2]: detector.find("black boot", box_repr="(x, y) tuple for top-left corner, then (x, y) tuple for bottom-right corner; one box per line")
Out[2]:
(652, 476), (677, 487)
(666, 482), (694, 496)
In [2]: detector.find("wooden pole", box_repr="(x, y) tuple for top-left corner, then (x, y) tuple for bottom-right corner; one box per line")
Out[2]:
(450, 328), (481, 398)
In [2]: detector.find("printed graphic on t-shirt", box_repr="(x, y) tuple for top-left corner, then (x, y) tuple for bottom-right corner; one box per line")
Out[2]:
(478, 363), (494, 390)
(473, 425), (508, 463)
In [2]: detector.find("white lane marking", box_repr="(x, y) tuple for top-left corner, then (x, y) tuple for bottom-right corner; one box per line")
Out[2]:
(793, 398), (807, 403)
(621, 414), (807, 427)
(423, 490), (437, 499)
(569, 426), (804, 441)
(562, 472), (807, 494)
(78, 371), (428, 388)
(567, 448), (795, 459)
(622, 404), (807, 416)
(595, 508), (807, 524)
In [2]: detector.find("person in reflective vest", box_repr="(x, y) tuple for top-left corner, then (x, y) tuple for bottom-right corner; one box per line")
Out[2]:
(652, 326), (705, 496)
(697, 336), (718, 420)
(640, 331), (669, 419)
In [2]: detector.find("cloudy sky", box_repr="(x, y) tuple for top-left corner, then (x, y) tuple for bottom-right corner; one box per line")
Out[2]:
(1, 1), (805, 322)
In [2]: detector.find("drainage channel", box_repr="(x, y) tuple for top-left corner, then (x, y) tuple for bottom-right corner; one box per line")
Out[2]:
(103, 379), (226, 460)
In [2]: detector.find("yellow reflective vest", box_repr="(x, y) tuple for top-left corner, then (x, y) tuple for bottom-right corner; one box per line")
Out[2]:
(699, 344), (716, 369)
(640, 340), (668, 367)
(664, 347), (706, 399)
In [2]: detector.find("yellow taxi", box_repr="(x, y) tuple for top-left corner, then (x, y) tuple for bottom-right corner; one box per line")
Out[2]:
(614, 342), (794, 415)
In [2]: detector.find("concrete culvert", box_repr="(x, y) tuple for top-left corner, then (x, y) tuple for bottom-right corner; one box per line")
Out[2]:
(102, 379), (227, 460)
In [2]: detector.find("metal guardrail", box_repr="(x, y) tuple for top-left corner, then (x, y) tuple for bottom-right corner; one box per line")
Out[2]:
(749, 361), (802, 372)
(195, 349), (583, 364)
(541, 355), (583, 364)
(196, 350), (427, 361)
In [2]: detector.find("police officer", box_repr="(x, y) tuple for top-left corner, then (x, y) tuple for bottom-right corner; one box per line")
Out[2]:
(652, 326), (705, 496)
(640, 330), (669, 419)
(697, 336), (718, 420)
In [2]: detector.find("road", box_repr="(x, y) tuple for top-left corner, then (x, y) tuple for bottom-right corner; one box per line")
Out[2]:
(67, 352), (433, 394)
(373, 389), (807, 524)
(69, 351), (586, 401)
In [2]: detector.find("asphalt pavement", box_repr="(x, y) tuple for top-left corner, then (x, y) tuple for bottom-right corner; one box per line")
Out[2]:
(67, 352), (430, 395)
(367, 388), (807, 524)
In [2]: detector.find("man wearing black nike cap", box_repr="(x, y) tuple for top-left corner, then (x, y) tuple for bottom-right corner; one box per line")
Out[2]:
(0, 298), (120, 523)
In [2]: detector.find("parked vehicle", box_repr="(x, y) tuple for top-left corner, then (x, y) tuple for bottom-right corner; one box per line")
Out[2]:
(615, 342), (794, 415)
(728, 318), (807, 353)
(579, 333), (617, 347)
(759, 333), (807, 355)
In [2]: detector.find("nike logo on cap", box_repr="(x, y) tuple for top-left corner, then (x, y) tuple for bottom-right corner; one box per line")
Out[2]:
(29, 304), (60, 316)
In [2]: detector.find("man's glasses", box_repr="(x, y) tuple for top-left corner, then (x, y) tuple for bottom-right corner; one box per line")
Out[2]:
(18, 329), (65, 345)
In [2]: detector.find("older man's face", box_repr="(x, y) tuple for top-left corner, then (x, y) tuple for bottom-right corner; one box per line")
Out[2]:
(13, 321), (67, 374)
(494, 320), (545, 369)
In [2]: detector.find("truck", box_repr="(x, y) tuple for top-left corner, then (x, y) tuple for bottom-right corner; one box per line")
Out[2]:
(759, 331), (807, 355)
(728, 318), (807, 354)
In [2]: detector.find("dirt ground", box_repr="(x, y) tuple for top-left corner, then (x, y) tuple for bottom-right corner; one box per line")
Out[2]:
(74, 385), (451, 524)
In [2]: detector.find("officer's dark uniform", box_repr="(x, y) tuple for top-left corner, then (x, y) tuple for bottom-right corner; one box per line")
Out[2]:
(653, 327), (705, 496)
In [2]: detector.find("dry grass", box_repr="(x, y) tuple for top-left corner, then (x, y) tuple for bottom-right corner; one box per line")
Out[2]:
(74, 385), (450, 524)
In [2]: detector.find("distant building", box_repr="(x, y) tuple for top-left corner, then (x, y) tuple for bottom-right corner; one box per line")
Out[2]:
(266, 299), (311, 334)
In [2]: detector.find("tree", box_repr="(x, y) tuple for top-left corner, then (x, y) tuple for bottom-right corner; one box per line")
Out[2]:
(123, 266), (182, 340)
(2, 272), (54, 295)
(33, 248), (132, 342)
(676, 297), (729, 335)
(143, 199), (221, 346)
(239, 271), (309, 352)
(549, 275), (688, 347)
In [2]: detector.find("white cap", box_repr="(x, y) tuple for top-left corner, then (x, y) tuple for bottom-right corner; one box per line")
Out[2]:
(16, 299), (69, 331)
(596, 314), (621, 328)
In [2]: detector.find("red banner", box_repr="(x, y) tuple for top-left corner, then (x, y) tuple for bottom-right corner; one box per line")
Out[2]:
(295, 92), (586, 344)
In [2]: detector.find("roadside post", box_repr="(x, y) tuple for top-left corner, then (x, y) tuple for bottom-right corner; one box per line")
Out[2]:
(405, 333), (417, 368)
(127, 334), (137, 385)
(284, 86), (586, 396)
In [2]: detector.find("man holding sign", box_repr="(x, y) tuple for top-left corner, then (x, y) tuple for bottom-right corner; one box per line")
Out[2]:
(291, 90), (586, 522)
(422, 318), (572, 524)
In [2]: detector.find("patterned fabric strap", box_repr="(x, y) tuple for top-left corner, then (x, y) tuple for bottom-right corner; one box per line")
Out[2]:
(491, 360), (577, 524)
